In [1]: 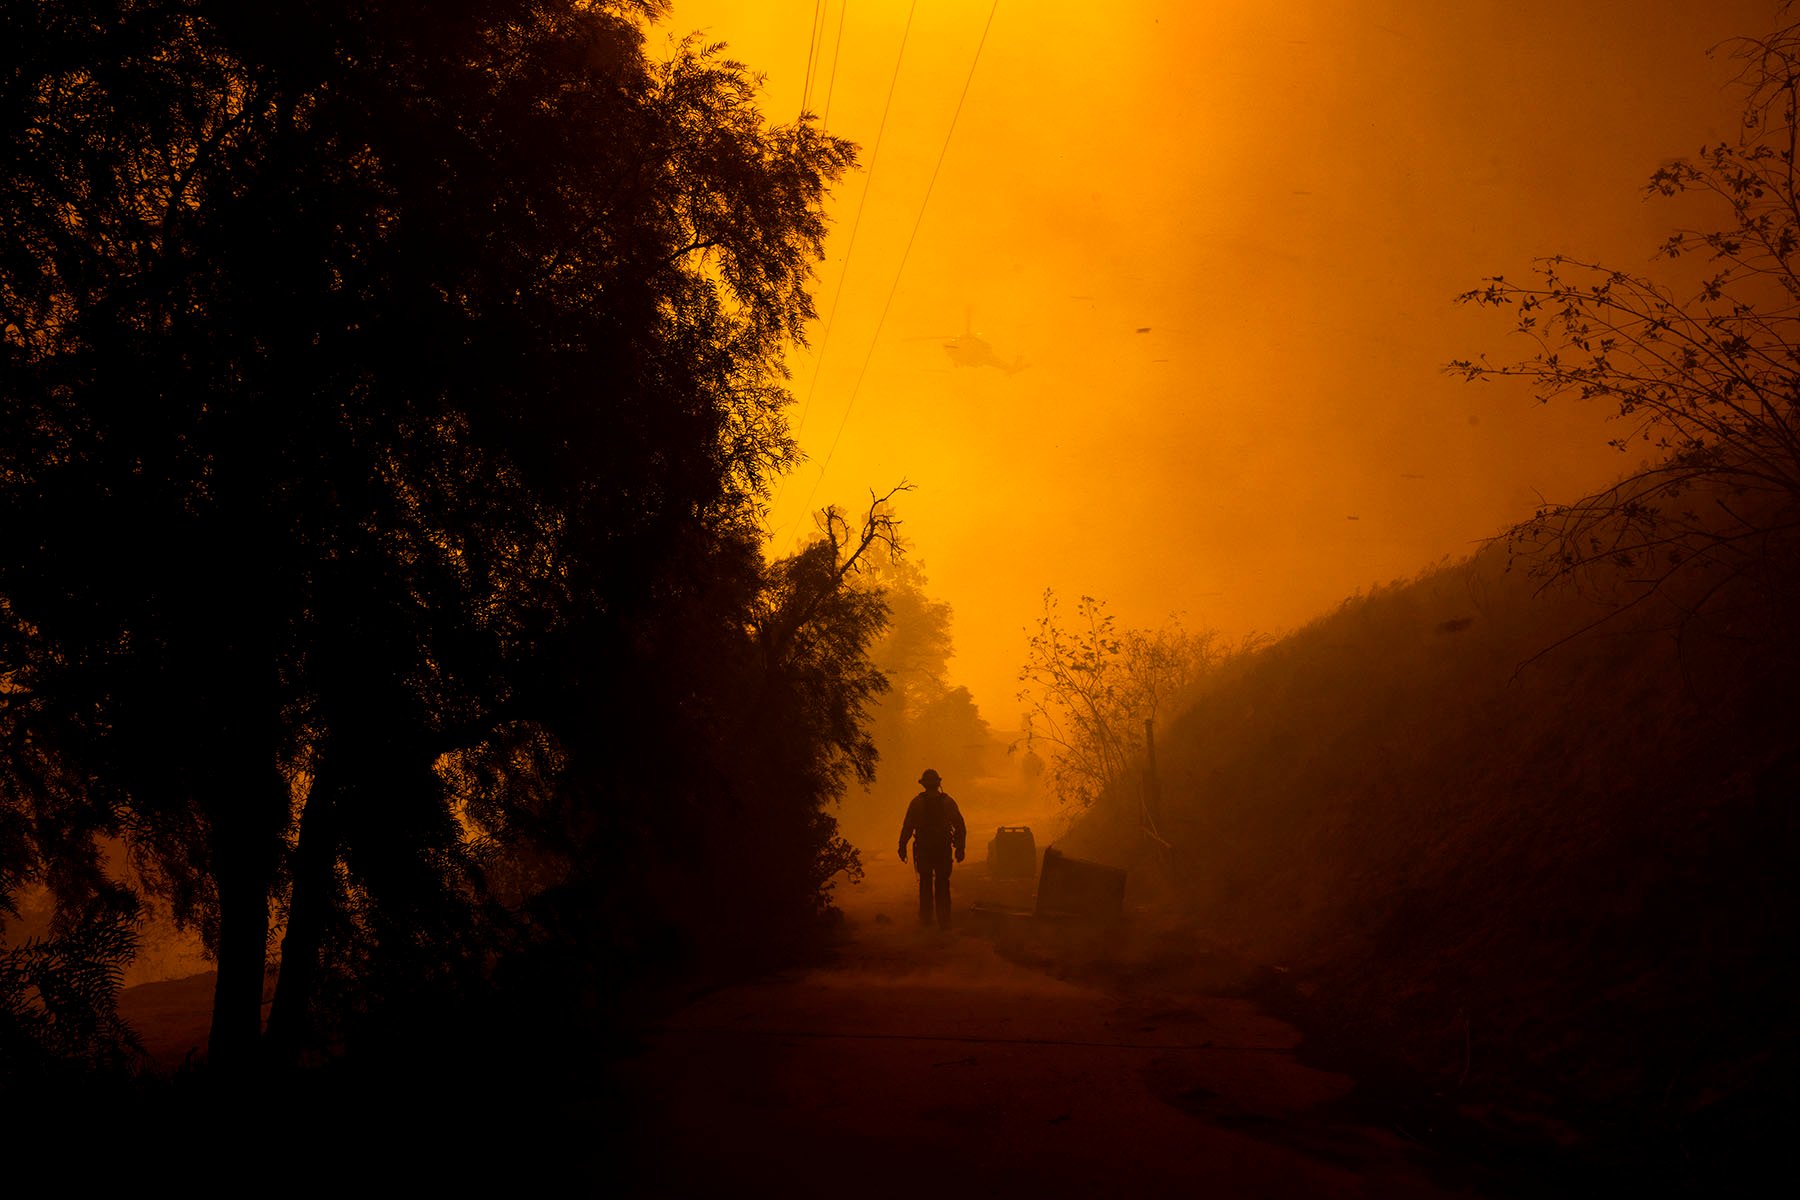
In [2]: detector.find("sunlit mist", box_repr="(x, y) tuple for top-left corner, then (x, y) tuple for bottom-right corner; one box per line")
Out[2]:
(672, 0), (1775, 726)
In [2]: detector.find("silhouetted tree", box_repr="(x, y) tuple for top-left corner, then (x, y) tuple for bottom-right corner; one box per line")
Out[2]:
(1016, 592), (1222, 815)
(737, 494), (902, 903)
(1449, 12), (1800, 615)
(518, 489), (898, 995)
(0, 887), (143, 1082)
(0, 0), (857, 1075)
(859, 529), (994, 812)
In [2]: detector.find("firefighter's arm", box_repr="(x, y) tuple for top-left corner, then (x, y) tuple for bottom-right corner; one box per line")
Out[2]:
(898, 800), (914, 862)
(950, 798), (967, 861)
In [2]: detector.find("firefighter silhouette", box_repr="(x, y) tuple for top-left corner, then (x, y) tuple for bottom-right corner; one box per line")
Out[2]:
(898, 768), (967, 930)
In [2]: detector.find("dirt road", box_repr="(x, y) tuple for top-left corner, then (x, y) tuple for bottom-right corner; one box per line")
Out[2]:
(603, 854), (1480, 1198)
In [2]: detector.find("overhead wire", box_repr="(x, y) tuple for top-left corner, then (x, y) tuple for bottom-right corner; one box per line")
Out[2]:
(822, 0), (849, 129)
(807, 0), (834, 116)
(790, 0), (916, 442)
(771, 0), (918, 536)
(799, 0), (824, 117)
(794, 0), (1003, 522)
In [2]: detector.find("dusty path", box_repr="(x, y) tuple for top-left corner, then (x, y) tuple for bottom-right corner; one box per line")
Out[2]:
(604, 855), (1479, 1198)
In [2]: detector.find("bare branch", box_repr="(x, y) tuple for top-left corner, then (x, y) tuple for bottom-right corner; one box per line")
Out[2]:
(1450, 21), (1800, 622)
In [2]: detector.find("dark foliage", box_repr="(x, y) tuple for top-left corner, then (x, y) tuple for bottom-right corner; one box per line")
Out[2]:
(854, 530), (995, 846)
(0, 0), (876, 1080)
(1449, 12), (1800, 623)
(0, 887), (143, 1080)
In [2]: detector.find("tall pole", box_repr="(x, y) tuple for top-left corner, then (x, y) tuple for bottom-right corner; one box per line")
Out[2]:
(1143, 716), (1163, 835)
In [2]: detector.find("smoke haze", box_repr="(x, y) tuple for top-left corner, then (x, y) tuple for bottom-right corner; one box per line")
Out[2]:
(671, 0), (1777, 726)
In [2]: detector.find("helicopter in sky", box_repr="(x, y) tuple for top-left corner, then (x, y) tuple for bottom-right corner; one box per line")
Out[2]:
(909, 309), (1027, 374)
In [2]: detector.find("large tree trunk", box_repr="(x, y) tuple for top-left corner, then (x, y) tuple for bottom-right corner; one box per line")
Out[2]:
(265, 776), (338, 1070)
(207, 852), (273, 1073)
(204, 763), (287, 1074)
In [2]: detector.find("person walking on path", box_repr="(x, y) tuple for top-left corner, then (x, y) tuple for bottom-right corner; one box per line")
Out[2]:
(898, 768), (966, 931)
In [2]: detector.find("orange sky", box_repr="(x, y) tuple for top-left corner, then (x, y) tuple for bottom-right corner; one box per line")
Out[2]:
(665, 0), (1780, 730)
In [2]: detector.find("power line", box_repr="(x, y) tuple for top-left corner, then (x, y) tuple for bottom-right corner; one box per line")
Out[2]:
(791, 0), (916, 442)
(772, 0), (918, 538)
(799, 0), (823, 117)
(797, 0), (1002, 520)
(822, 0), (849, 128)
(804, 0), (832, 116)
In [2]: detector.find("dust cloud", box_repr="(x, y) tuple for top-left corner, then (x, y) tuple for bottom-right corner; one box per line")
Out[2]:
(635, 8), (1800, 1189)
(668, 0), (1776, 727)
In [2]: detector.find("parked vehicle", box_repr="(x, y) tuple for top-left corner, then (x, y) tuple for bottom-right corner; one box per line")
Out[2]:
(985, 825), (1038, 880)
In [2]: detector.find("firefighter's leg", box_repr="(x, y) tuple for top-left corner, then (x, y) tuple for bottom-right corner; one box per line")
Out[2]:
(935, 865), (952, 930)
(917, 863), (933, 925)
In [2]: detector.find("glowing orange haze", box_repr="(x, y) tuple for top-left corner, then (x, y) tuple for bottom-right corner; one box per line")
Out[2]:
(667, 0), (1775, 731)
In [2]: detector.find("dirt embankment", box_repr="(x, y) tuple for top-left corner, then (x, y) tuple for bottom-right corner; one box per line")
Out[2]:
(1057, 549), (1800, 1192)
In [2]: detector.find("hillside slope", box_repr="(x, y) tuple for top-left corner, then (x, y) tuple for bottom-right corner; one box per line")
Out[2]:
(1064, 544), (1800, 1188)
